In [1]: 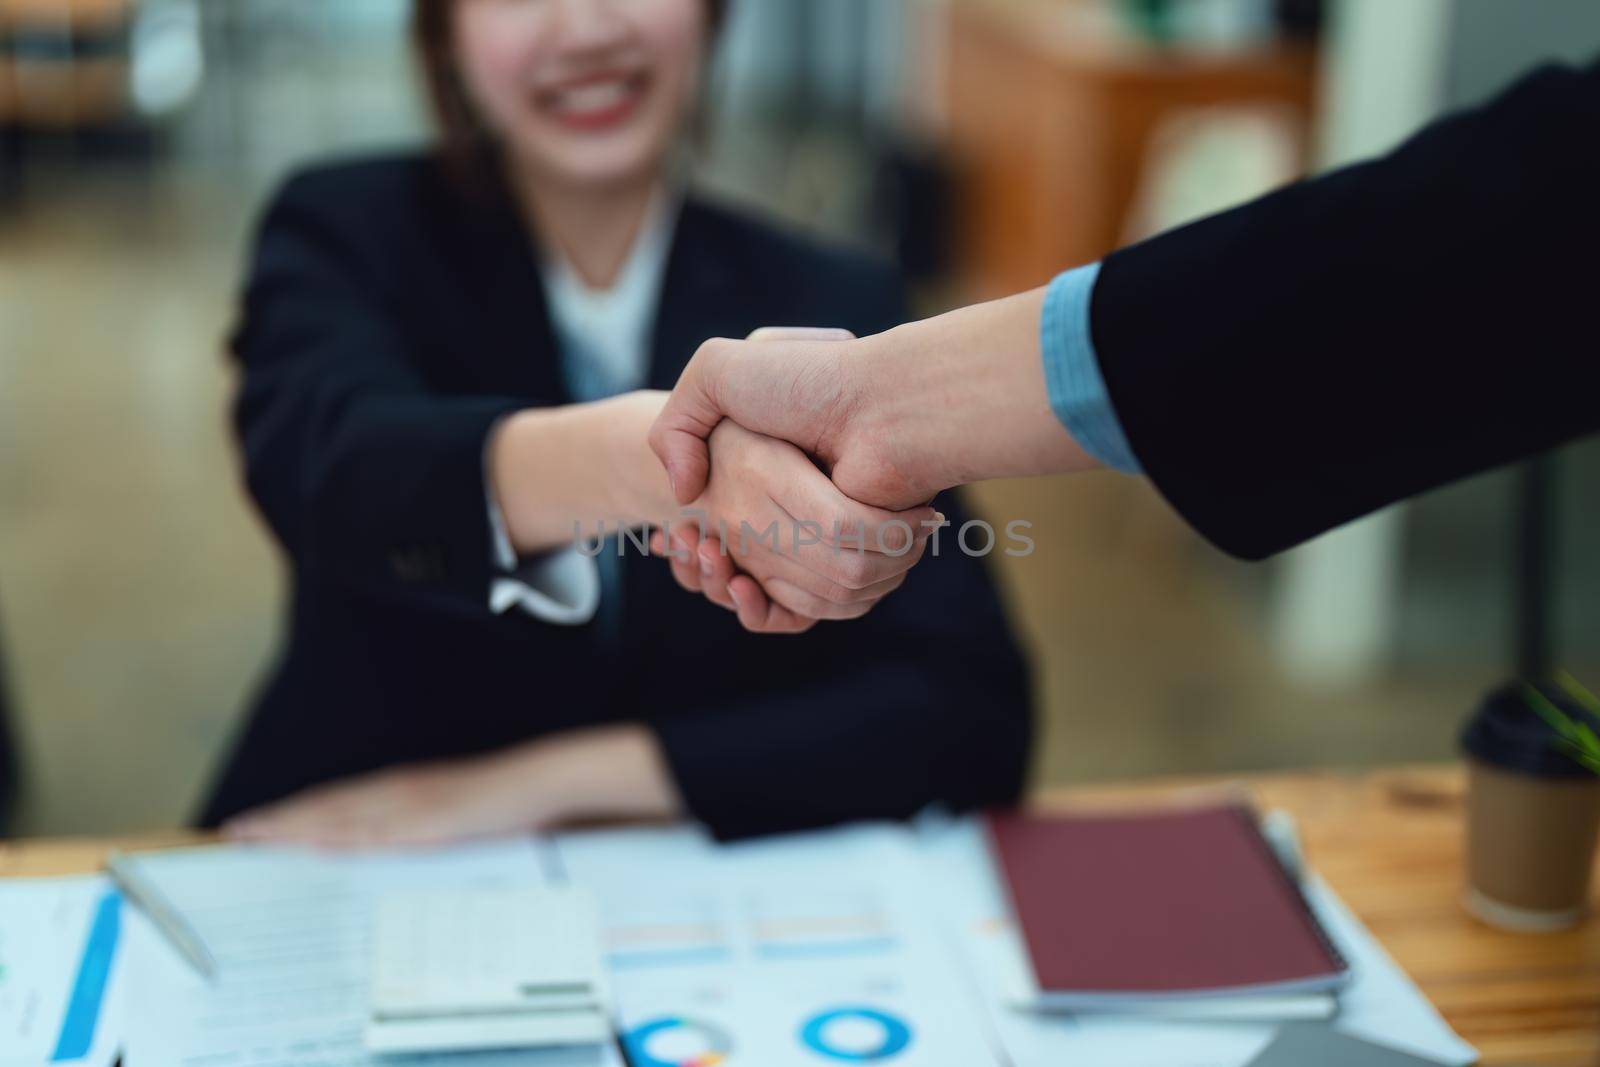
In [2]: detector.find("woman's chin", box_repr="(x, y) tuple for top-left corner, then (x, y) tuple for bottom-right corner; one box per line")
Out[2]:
(517, 143), (672, 194)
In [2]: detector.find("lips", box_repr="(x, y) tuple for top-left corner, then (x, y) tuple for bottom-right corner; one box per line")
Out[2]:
(536, 70), (650, 132)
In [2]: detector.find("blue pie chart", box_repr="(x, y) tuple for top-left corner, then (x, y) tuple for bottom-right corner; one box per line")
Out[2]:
(624, 1016), (734, 1067)
(799, 1007), (913, 1062)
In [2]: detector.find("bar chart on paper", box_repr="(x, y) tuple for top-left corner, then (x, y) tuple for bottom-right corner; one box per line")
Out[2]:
(0, 878), (125, 1067)
(558, 824), (1001, 1067)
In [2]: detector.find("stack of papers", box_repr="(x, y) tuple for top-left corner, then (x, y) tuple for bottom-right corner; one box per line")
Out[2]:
(554, 823), (1003, 1067)
(117, 841), (615, 1067)
(0, 814), (1481, 1067)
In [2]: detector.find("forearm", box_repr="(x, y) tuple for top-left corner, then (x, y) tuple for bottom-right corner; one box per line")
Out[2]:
(841, 288), (1100, 503)
(221, 723), (685, 846)
(489, 391), (679, 555)
(503, 723), (684, 825)
(1090, 61), (1600, 559)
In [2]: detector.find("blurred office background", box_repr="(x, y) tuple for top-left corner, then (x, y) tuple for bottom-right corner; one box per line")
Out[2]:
(1, 0), (1596, 834)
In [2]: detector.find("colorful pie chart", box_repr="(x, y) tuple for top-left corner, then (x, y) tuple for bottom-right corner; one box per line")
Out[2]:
(624, 1016), (734, 1067)
(799, 1006), (913, 1062)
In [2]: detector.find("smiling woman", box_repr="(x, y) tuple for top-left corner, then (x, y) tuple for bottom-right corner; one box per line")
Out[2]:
(413, 0), (729, 192)
(198, 0), (1032, 847)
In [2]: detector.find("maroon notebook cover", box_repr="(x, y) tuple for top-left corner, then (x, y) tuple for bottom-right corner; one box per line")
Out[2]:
(987, 805), (1345, 997)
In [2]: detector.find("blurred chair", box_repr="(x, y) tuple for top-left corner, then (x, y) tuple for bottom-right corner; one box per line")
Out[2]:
(941, 0), (1319, 299)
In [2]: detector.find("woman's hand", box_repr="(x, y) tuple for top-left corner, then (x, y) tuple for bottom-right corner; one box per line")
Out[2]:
(223, 758), (547, 849)
(222, 725), (682, 849)
(487, 366), (936, 635)
(652, 419), (939, 634)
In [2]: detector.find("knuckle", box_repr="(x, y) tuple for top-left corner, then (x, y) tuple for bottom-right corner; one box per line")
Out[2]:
(696, 336), (735, 365)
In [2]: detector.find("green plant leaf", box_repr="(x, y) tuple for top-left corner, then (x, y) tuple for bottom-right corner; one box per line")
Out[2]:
(1567, 743), (1600, 776)
(1556, 670), (1600, 718)
(1571, 720), (1600, 761)
(1523, 683), (1582, 744)
(1520, 682), (1600, 778)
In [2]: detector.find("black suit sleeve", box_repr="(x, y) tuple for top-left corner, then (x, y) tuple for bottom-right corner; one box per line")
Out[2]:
(652, 496), (1033, 841)
(232, 170), (522, 612)
(1091, 59), (1600, 560)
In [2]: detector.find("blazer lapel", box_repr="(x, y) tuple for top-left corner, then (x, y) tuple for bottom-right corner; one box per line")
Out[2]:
(432, 165), (568, 405)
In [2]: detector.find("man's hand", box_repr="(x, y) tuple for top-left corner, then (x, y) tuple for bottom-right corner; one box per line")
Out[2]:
(648, 327), (943, 513)
(648, 296), (1096, 631)
(650, 418), (938, 634)
(650, 291), (1096, 516)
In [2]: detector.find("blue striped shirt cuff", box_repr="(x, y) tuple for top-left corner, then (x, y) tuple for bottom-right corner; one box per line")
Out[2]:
(1039, 262), (1142, 474)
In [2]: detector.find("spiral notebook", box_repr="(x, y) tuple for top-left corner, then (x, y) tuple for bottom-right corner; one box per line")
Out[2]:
(987, 804), (1350, 1014)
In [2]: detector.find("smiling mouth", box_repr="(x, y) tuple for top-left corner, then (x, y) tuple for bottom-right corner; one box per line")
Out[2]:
(535, 71), (651, 132)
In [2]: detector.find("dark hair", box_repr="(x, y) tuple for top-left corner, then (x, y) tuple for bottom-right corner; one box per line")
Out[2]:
(412, 0), (729, 187)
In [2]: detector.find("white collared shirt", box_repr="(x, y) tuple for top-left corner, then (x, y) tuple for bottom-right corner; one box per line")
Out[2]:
(486, 197), (679, 625)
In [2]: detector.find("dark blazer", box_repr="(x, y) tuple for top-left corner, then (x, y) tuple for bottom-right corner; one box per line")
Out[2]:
(200, 153), (1032, 839)
(1092, 59), (1600, 560)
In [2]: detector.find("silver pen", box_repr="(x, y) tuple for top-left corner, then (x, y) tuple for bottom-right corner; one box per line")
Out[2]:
(106, 849), (219, 982)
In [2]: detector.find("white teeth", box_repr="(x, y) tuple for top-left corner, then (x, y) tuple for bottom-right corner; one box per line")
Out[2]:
(550, 80), (633, 115)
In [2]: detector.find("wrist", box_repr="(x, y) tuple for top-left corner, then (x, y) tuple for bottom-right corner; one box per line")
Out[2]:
(489, 398), (677, 554)
(481, 740), (567, 826)
(852, 288), (1096, 497)
(505, 725), (681, 826)
(488, 410), (541, 550)
(826, 324), (967, 507)
(601, 392), (678, 525)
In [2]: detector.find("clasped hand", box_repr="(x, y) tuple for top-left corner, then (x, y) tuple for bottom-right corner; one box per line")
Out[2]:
(659, 397), (937, 634)
(652, 326), (946, 633)
(651, 291), (1099, 631)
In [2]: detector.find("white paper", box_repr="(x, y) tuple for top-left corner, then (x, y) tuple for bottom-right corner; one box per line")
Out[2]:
(555, 823), (1004, 1067)
(915, 816), (1480, 1067)
(111, 816), (1481, 1067)
(0, 876), (126, 1067)
(120, 840), (621, 1067)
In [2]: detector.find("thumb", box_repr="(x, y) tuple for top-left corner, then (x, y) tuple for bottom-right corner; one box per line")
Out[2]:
(650, 339), (729, 504)
(651, 328), (857, 506)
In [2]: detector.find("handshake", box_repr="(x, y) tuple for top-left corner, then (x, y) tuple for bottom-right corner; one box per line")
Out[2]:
(641, 293), (1099, 633)
(643, 327), (943, 635)
(495, 288), (1093, 634)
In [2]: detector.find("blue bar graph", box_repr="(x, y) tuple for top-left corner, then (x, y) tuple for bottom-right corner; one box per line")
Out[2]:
(49, 890), (121, 1062)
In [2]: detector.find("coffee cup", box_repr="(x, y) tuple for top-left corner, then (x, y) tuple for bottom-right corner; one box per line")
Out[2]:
(1460, 683), (1600, 932)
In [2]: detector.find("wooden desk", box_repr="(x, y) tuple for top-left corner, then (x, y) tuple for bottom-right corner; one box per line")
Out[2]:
(4, 766), (1597, 1065)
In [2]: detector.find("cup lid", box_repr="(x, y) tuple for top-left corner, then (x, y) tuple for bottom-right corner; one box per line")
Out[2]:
(1461, 682), (1600, 779)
